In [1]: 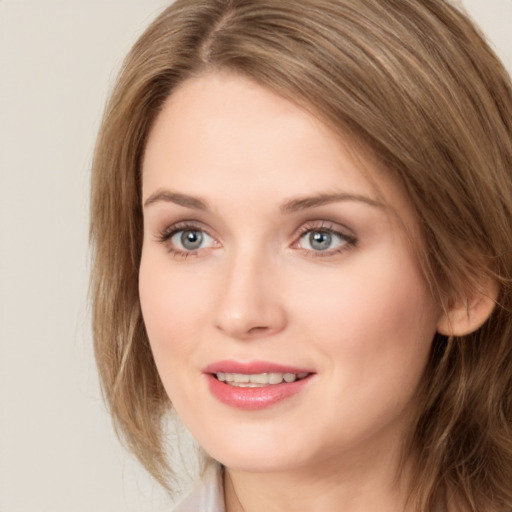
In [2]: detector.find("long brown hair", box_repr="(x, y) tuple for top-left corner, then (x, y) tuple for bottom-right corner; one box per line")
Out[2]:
(90, 1), (512, 509)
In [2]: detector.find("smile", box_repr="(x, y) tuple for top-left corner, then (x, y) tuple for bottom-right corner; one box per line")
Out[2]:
(203, 361), (314, 410)
(215, 372), (310, 387)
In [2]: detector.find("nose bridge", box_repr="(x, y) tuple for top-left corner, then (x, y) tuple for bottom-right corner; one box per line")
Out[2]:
(214, 241), (286, 339)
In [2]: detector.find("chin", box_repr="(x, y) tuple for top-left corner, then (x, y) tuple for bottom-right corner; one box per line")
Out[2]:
(212, 450), (302, 473)
(197, 427), (313, 474)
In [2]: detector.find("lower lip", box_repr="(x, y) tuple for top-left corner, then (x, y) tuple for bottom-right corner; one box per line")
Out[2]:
(206, 374), (312, 410)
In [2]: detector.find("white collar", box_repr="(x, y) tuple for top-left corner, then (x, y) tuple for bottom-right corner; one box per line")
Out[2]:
(172, 463), (225, 512)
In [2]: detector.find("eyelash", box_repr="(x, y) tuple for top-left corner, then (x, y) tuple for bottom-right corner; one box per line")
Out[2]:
(156, 220), (357, 259)
(294, 221), (357, 258)
(157, 221), (213, 259)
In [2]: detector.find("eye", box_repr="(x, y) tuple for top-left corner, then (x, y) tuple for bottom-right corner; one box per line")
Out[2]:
(295, 223), (356, 256)
(156, 222), (218, 258)
(169, 228), (215, 251)
(298, 230), (343, 251)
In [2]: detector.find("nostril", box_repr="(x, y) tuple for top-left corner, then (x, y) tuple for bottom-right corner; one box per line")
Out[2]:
(247, 326), (269, 335)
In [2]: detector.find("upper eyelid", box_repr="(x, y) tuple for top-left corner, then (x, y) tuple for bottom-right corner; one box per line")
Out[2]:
(293, 220), (355, 238)
(157, 220), (213, 239)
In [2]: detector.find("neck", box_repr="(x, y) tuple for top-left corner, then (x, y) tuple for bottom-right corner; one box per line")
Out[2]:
(223, 435), (415, 512)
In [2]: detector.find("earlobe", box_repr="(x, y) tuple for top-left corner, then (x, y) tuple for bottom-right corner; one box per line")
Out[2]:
(437, 279), (499, 337)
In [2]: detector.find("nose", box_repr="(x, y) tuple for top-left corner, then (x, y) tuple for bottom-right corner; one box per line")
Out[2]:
(213, 249), (287, 340)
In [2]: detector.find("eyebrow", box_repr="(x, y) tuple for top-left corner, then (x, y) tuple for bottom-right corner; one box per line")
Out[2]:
(280, 192), (385, 213)
(143, 189), (385, 212)
(143, 189), (210, 210)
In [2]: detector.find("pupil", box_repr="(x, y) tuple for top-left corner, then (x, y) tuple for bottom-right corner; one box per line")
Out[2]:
(310, 231), (331, 251)
(181, 230), (203, 250)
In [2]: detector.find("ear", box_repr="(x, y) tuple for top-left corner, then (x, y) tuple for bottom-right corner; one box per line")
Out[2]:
(437, 278), (499, 337)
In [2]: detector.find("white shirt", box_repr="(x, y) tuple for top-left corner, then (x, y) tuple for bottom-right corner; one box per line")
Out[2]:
(172, 463), (225, 512)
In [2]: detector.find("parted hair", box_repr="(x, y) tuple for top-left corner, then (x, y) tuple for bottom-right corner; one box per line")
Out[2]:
(90, 0), (512, 510)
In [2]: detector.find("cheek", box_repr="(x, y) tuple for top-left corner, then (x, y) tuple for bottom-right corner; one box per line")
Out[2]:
(138, 256), (211, 418)
(138, 254), (207, 364)
(289, 252), (439, 445)
(290, 248), (439, 375)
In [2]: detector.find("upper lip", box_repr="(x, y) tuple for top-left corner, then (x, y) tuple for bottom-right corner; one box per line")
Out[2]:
(203, 360), (313, 375)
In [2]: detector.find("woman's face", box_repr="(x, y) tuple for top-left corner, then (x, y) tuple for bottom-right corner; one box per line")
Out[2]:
(139, 72), (442, 474)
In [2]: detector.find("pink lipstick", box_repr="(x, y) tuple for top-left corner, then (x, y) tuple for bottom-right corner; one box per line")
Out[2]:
(203, 360), (314, 410)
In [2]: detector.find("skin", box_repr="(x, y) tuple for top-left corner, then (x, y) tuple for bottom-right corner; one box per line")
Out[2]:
(139, 71), (446, 512)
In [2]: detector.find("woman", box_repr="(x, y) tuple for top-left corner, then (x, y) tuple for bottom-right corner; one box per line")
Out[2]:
(90, 1), (512, 511)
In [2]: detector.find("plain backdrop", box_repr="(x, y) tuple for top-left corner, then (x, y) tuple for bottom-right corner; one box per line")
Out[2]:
(0, 1), (511, 511)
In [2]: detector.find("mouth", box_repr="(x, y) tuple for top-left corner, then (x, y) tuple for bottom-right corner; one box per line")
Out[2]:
(214, 371), (310, 387)
(203, 361), (315, 410)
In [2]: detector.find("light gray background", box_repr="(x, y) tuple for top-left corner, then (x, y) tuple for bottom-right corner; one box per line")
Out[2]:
(0, 1), (511, 511)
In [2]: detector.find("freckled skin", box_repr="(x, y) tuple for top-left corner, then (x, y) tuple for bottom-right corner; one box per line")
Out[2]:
(139, 72), (443, 511)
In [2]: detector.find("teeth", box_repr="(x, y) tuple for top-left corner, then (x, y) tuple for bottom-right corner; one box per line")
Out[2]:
(268, 373), (283, 384)
(215, 372), (309, 387)
(250, 373), (275, 384)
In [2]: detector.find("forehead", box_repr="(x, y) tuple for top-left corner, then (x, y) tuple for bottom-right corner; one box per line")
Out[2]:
(142, 71), (414, 231)
(143, 71), (350, 186)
